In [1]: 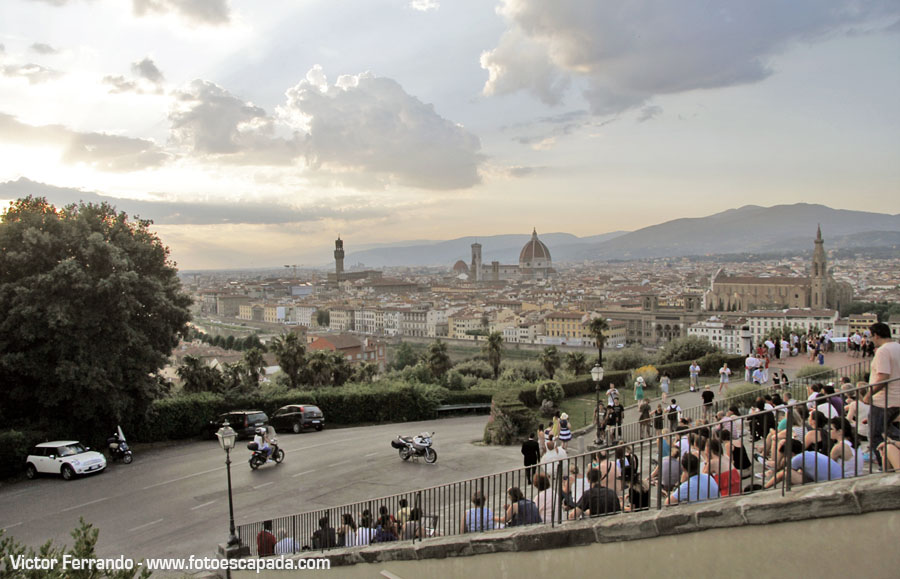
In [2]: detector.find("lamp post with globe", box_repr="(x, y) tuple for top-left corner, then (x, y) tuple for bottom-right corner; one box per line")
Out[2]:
(591, 364), (605, 444)
(216, 421), (240, 549)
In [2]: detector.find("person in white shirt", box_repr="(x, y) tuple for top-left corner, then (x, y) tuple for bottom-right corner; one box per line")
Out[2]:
(689, 362), (701, 391)
(540, 439), (568, 478)
(745, 354), (756, 382)
(719, 363), (732, 393)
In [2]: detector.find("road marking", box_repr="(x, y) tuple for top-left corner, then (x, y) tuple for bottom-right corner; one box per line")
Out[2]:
(190, 501), (216, 511)
(364, 452), (380, 457)
(61, 497), (108, 512)
(141, 466), (222, 490)
(253, 482), (274, 490)
(328, 460), (349, 467)
(129, 519), (164, 533)
(292, 470), (317, 478)
(1, 522), (22, 531)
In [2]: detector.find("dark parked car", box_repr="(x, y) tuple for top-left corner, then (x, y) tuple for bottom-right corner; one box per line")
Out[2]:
(207, 410), (268, 440)
(270, 405), (325, 434)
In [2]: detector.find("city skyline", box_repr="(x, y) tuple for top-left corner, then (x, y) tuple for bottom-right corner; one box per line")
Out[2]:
(1, 1), (899, 269)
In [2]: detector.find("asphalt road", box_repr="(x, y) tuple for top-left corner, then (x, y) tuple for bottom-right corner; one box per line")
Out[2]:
(0, 415), (528, 564)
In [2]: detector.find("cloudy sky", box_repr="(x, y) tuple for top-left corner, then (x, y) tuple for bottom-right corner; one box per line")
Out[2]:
(0, 1), (898, 269)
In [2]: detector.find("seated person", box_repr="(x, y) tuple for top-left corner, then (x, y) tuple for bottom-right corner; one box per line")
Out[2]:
(568, 468), (621, 519)
(665, 453), (719, 505)
(764, 439), (843, 488)
(460, 491), (495, 533)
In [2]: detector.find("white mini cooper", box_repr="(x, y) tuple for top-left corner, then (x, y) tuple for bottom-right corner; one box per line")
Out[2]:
(25, 441), (107, 481)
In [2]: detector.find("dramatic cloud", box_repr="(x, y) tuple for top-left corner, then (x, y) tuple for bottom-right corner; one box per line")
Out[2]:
(169, 80), (300, 164)
(281, 66), (483, 190)
(483, 0), (900, 115)
(0, 113), (169, 171)
(0, 178), (389, 225)
(409, 0), (440, 12)
(30, 43), (59, 55)
(2, 63), (62, 84)
(132, 0), (231, 25)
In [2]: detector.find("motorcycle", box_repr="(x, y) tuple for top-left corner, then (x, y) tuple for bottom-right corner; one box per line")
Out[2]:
(391, 432), (437, 464)
(107, 425), (133, 464)
(247, 440), (284, 470)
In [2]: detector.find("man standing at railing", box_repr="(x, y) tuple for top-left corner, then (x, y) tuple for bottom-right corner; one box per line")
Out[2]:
(864, 322), (900, 468)
(689, 361), (700, 391)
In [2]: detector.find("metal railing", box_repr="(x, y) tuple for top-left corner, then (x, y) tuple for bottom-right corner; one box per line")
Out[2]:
(236, 377), (897, 557)
(613, 360), (872, 443)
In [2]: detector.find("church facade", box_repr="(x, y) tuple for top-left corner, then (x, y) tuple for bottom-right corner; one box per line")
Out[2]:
(467, 229), (556, 282)
(705, 227), (852, 312)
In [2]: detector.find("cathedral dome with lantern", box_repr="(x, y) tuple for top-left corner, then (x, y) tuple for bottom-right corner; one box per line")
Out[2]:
(518, 228), (553, 277)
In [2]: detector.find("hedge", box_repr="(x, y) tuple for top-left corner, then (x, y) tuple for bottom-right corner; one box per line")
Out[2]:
(127, 383), (452, 442)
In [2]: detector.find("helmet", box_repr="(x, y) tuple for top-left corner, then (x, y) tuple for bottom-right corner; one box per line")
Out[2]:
(256, 427), (266, 435)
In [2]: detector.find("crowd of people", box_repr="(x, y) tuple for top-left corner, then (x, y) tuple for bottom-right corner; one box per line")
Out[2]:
(254, 323), (899, 557)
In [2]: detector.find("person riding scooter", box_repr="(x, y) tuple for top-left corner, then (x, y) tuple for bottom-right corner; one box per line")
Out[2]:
(253, 427), (273, 462)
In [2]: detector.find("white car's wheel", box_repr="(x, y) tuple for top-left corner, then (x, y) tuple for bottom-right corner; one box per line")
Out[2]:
(25, 463), (37, 479)
(61, 465), (75, 481)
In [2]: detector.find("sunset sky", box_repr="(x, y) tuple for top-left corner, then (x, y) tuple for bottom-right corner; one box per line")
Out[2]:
(1, 1), (898, 269)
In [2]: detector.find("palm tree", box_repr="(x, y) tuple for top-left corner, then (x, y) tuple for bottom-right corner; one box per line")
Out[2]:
(242, 347), (266, 388)
(484, 331), (504, 379)
(329, 351), (352, 386)
(271, 332), (306, 389)
(425, 340), (452, 380)
(354, 362), (379, 383)
(176, 355), (210, 393)
(221, 362), (245, 393)
(307, 350), (332, 387)
(539, 346), (561, 379)
(565, 351), (588, 376)
(589, 317), (610, 366)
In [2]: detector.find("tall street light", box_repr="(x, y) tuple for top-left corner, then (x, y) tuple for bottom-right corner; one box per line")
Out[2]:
(591, 364), (604, 445)
(216, 421), (240, 548)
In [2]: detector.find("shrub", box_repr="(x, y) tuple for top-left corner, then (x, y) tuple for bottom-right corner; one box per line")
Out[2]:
(535, 380), (565, 405)
(604, 346), (650, 371)
(444, 369), (467, 391)
(631, 365), (659, 388)
(499, 361), (544, 383)
(453, 360), (494, 379)
(0, 429), (42, 478)
(655, 336), (719, 365)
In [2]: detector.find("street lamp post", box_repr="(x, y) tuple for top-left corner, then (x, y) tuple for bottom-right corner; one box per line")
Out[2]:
(216, 421), (240, 548)
(591, 364), (605, 445)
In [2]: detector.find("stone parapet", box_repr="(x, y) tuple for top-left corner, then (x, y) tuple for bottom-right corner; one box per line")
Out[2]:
(294, 473), (900, 568)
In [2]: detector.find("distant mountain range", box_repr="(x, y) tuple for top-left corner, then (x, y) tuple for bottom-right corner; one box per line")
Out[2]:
(344, 204), (899, 267)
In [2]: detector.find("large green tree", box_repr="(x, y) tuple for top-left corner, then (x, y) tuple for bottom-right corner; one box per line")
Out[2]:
(391, 342), (419, 371)
(0, 197), (191, 436)
(484, 331), (504, 379)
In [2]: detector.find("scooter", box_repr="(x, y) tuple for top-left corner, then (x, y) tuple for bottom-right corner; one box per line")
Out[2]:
(391, 432), (437, 464)
(247, 440), (284, 470)
(107, 426), (133, 464)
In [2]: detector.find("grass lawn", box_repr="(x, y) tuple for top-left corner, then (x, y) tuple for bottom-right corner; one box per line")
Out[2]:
(557, 375), (719, 431)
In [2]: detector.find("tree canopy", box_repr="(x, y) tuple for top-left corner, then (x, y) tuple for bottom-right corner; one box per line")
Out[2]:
(0, 197), (191, 436)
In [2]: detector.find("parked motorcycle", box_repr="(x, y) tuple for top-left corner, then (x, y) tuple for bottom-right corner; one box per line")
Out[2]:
(391, 432), (437, 464)
(107, 425), (133, 464)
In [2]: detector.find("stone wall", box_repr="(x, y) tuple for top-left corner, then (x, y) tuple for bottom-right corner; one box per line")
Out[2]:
(233, 473), (900, 578)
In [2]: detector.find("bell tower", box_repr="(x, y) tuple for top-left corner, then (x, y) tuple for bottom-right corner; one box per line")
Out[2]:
(810, 225), (826, 308)
(334, 236), (345, 281)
